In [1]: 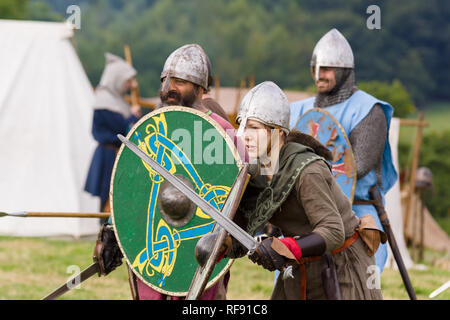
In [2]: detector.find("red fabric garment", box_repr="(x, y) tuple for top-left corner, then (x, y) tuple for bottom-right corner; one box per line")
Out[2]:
(216, 247), (227, 264)
(135, 274), (228, 300)
(280, 237), (302, 260)
(209, 112), (249, 163)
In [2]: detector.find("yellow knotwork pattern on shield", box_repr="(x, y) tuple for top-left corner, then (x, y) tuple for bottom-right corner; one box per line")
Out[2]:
(130, 113), (230, 288)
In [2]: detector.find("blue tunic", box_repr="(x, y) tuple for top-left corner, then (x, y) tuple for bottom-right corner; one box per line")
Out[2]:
(84, 109), (138, 205)
(290, 90), (398, 272)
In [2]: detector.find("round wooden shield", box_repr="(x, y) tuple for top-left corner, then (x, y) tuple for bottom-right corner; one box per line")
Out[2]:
(110, 106), (242, 296)
(293, 108), (356, 202)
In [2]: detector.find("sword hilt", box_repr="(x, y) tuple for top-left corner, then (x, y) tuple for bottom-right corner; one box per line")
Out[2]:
(250, 235), (294, 279)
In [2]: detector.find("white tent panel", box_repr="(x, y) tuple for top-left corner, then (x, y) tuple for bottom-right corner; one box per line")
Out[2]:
(0, 20), (100, 238)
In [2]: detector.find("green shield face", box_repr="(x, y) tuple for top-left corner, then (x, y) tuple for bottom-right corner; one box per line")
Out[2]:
(111, 106), (241, 296)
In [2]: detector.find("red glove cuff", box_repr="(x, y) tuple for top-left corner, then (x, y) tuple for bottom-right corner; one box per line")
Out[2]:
(280, 237), (302, 260)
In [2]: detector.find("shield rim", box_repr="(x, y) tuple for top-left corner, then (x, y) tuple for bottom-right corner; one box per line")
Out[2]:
(110, 106), (242, 296)
(294, 107), (356, 203)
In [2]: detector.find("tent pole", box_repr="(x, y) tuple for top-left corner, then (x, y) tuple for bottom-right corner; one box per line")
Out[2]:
(419, 190), (425, 262)
(214, 75), (220, 102)
(403, 113), (425, 237)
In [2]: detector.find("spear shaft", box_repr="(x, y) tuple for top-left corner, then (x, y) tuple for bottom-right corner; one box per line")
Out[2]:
(0, 211), (110, 218)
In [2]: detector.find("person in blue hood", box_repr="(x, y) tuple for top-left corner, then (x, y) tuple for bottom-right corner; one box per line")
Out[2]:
(84, 52), (142, 222)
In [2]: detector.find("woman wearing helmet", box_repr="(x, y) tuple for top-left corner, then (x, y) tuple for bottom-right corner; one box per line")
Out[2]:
(226, 81), (383, 300)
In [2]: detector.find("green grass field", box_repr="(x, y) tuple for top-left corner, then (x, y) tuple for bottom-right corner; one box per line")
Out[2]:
(0, 236), (448, 300)
(2, 104), (449, 301)
(1, 103), (449, 301)
(420, 101), (450, 132)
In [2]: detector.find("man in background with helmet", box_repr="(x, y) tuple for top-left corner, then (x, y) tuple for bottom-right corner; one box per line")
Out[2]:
(92, 44), (239, 300)
(290, 29), (398, 274)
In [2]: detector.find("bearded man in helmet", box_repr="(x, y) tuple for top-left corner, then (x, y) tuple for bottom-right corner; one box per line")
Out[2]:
(198, 81), (383, 299)
(290, 29), (398, 274)
(92, 44), (242, 300)
(158, 44), (230, 123)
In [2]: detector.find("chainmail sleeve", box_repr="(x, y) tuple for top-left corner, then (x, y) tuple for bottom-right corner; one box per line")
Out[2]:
(348, 104), (387, 185)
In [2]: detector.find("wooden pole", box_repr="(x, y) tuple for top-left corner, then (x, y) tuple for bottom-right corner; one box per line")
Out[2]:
(124, 95), (155, 109)
(411, 192), (418, 262)
(230, 79), (246, 126)
(1, 211), (110, 218)
(214, 75), (220, 102)
(249, 74), (255, 88)
(123, 44), (140, 108)
(404, 113), (425, 233)
(28, 212), (110, 218)
(419, 190), (425, 262)
(399, 119), (429, 127)
(234, 79), (246, 112)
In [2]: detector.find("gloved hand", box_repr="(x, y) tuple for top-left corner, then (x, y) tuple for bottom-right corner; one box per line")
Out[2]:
(248, 237), (287, 271)
(93, 224), (123, 276)
(195, 231), (231, 267)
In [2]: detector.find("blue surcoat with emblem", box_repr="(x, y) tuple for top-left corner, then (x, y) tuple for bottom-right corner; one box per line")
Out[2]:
(290, 90), (398, 272)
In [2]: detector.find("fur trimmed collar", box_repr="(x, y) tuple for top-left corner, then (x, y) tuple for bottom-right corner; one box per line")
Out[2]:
(286, 130), (332, 161)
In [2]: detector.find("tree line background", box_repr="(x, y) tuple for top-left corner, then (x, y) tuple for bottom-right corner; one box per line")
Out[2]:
(1, 0), (449, 226)
(3, 0), (449, 106)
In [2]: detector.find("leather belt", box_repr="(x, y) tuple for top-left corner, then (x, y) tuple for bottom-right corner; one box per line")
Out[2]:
(297, 232), (359, 300)
(101, 143), (119, 151)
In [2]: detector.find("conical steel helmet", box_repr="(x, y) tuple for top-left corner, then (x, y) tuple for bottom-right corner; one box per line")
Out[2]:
(160, 44), (209, 92)
(236, 81), (290, 136)
(311, 28), (354, 81)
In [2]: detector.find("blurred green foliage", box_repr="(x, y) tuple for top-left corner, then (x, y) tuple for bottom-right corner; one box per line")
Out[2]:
(0, 0), (28, 19)
(419, 130), (450, 219)
(358, 80), (416, 118)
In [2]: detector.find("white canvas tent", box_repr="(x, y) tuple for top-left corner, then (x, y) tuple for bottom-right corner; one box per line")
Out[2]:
(0, 19), (100, 238)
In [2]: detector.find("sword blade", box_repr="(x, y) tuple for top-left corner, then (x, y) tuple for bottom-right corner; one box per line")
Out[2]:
(41, 263), (100, 300)
(186, 164), (250, 300)
(118, 134), (257, 252)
